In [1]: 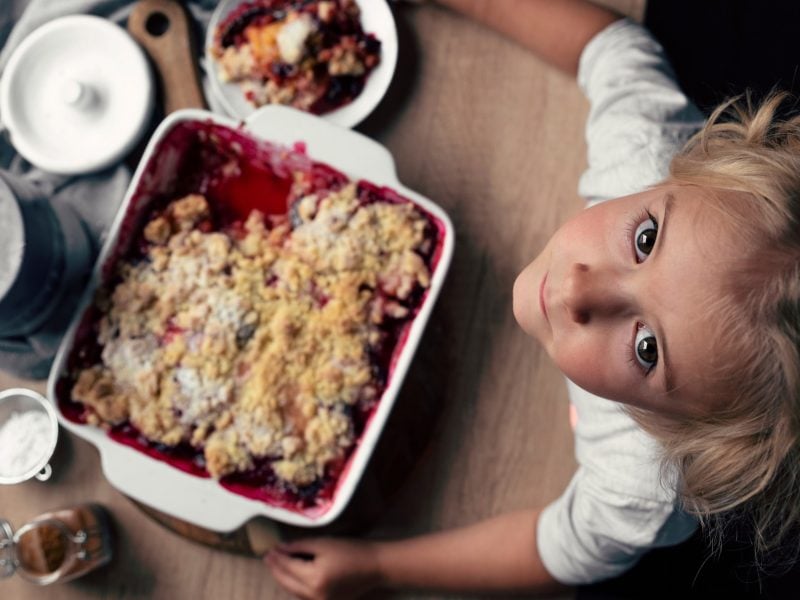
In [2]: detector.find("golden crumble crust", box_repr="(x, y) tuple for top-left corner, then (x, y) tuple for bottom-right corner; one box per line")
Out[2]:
(72, 185), (432, 489)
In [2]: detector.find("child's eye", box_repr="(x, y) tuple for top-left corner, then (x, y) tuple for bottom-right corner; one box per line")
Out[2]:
(633, 215), (658, 262)
(634, 323), (658, 371)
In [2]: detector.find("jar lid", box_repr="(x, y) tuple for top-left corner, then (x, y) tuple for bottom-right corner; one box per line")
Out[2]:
(0, 15), (155, 175)
(0, 519), (16, 579)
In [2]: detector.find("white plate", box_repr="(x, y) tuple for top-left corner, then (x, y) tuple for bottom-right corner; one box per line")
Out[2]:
(48, 106), (454, 530)
(205, 0), (397, 129)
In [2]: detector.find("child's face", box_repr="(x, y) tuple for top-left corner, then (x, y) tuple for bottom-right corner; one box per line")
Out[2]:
(513, 185), (742, 418)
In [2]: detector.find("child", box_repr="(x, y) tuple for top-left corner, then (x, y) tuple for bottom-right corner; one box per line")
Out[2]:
(265, 1), (800, 597)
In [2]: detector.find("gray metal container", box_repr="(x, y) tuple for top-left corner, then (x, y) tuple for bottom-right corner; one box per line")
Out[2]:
(0, 172), (91, 359)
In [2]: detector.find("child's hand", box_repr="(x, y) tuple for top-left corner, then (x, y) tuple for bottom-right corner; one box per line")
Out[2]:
(264, 538), (382, 600)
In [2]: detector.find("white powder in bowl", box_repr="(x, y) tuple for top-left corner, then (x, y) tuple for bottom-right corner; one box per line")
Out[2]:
(0, 410), (53, 478)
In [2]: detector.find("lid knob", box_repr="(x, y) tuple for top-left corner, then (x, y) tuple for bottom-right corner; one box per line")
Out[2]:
(60, 80), (95, 111)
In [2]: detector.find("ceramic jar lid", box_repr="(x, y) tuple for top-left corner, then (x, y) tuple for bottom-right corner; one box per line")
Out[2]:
(0, 15), (155, 175)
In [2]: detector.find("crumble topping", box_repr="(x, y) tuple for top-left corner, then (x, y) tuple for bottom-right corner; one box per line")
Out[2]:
(71, 185), (431, 489)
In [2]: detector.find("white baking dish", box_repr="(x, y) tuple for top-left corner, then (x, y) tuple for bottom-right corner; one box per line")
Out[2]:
(47, 106), (454, 530)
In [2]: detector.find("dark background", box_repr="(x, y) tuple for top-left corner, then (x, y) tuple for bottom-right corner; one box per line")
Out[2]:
(645, 0), (800, 115)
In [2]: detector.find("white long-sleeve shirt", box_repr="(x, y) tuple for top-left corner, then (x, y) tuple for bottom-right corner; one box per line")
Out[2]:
(536, 19), (705, 585)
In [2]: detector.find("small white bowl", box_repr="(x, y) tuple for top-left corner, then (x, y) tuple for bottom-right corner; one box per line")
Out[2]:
(205, 0), (398, 128)
(0, 388), (58, 484)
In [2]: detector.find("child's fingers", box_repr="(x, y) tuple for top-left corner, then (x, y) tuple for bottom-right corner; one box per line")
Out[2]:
(276, 539), (321, 556)
(265, 552), (311, 598)
(268, 547), (319, 580)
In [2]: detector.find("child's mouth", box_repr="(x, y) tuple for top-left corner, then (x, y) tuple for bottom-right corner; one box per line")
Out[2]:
(539, 273), (549, 322)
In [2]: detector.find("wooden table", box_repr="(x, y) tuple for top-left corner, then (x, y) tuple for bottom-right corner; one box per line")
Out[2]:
(0, 1), (644, 598)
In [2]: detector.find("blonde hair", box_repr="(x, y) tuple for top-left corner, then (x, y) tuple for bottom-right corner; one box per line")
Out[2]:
(632, 92), (800, 559)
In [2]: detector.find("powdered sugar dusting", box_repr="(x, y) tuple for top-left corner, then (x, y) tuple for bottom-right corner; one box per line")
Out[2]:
(0, 410), (53, 477)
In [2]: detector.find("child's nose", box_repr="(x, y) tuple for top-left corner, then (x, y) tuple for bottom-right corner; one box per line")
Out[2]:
(563, 262), (627, 323)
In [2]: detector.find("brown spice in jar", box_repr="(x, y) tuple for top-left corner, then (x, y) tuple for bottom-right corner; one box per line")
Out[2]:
(15, 504), (112, 583)
(16, 522), (68, 575)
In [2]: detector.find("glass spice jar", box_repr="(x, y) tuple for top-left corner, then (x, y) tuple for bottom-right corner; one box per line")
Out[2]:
(0, 503), (112, 585)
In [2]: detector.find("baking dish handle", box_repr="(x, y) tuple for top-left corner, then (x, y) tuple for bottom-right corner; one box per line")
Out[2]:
(244, 106), (399, 185)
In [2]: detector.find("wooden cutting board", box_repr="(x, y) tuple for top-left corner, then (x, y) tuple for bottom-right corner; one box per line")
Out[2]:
(127, 0), (207, 113)
(132, 500), (283, 556)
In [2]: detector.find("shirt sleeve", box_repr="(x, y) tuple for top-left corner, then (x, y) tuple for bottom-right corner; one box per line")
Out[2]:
(576, 19), (705, 204)
(537, 466), (697, 585)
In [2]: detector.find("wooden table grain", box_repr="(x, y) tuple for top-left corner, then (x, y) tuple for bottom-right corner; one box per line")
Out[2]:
(0, 2), (644, 598)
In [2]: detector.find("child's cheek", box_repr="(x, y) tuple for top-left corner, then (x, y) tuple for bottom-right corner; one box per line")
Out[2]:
(512, 269), (531, 331)
(512, 264), (540, 337)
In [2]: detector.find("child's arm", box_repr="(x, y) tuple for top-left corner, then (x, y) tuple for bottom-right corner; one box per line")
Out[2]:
(265, 509), (567, 598)
(433, 0), (621, 74)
